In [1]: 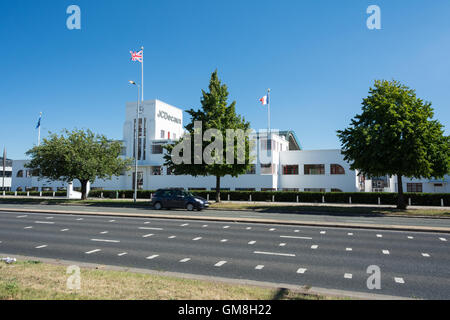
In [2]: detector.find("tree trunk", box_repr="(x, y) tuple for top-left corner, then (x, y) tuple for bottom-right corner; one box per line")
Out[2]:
(215, 176), (221, 203)
(81, 180), (89, 201)
(397, 175), (407, 209)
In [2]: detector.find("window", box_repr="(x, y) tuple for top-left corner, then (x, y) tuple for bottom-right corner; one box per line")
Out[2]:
(152, 143), (164, 154)
(330, 164), (345, 175)
(407, 183), (423, 193)
(331, 188), (343, 192)
(283, 165), (299, 175)
(304, 164), (325, 175)
(173, 133), (176, 140)
(245, 164), (256, 174)
(260, 164), (273, 175)
(150, 166), (162, 175)
(160, 130), (165, 139)
(236, 188), (256, 191)
(260, 139), (272, 151)
(0, 171), (12, 177)
(16, 170), (23, 178)
(283, 188), (299, 191)
(134, 118), (147, 160)
(132, 172), (144, 190)
(304, 188), (326, 192)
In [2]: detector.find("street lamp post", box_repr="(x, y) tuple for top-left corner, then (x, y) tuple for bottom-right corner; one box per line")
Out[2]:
(129, 80), (141, 203)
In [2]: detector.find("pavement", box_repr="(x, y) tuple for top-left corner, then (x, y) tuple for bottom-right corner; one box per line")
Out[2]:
(0, 208), (449, 299)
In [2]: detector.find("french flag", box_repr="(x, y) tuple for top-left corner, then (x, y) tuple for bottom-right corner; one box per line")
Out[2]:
(259, 95), (269, 105)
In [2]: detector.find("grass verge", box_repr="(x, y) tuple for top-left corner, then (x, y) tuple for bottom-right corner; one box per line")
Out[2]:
(0, 260), (332, 300)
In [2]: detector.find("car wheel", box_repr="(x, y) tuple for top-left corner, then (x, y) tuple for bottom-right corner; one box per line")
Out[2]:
(186, 203), (194, 211)
(154, 202), (162, 210)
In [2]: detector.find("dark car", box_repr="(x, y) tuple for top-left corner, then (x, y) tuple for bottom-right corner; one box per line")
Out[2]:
(151, 188), (209, 211)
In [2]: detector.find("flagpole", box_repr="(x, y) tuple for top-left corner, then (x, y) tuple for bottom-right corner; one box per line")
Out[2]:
(267, 89), (271, 137)
(2, 147), (5, 191)
(141, 46), (144, 102)
(37, 112), (42, 146)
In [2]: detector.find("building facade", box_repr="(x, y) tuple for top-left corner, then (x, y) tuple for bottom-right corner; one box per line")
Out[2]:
(10, 99), (449, 194)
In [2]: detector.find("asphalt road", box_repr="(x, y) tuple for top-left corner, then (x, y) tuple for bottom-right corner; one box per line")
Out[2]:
(0, 210), (449, 299)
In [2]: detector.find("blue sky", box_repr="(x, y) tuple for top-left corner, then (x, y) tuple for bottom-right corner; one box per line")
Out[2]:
(1, 0), (449, 159)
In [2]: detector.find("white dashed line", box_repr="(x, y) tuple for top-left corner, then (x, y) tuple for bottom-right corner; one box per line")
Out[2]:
(311, 245), (319, 250)
(34, 221), (55, 224)
(144, 221), (151, 224)
(279, 243), (286, 247)
(202, 225), (208, 228)
(248, 241), (256, 245)
(100, 231), (109, 234)
(320, 231), (326, 234)
(407, 236), (414, 239)
(220, 239), (228, 243)
(347, 233), (353, 236)
(142, 234), (154, 238)
(85, 249), (101, 254)
(346, 248), (353, 251)
(35, 245), (47, 249)
(180, 258), (191, 263)
(180, 223), (189, 227)
(296, 268), (307, 274)
(118, 252), (127, 256)
(344, 273), (353, 279)
(109, 220), (116, 222)
(61, 229), (69, 232)
(17, 215), (28, 218)
(214, 261), (227, 267)
(394, 277), (405, 284)
(439, 237), (447, 242)
(376, 234), (383, 238)
(192, 237), (202, 241)
(76, 218), (84, 221)
(90, 239), (120, 243)
(168, 236), (176, 239)
(382, 250), (390, 255)
(255, 265), (264, 270)
(269, 228), (276, 231)
(146, 255), (159, 260)
(422, 253), (430, 257)
(24, 226), (33, 229)
(254, 251), (295, 257)
(280, 236), (312, 240)
(223, 226), (230, 229)
(46, 217), (54, 219)
(294, 230), (300, 233)
(139, 227), (163, 231)
(246, 227), (252, 230)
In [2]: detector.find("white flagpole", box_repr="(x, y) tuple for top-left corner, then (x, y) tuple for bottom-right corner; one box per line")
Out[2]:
(141, 46), (144, 102)
(267, 89), (271, 136)
(37, 112), (42, 146)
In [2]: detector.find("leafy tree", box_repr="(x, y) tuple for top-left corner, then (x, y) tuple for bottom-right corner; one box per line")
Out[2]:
(337, 80), (449, 209)
(164, 70), (253, 202)
(25, 129), (132, 200)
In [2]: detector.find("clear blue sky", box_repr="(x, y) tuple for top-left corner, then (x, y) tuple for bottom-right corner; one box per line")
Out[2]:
(1, 0), (449, 159)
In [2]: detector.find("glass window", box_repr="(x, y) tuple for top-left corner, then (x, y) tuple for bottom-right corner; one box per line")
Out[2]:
(132, 172), (144, 190)
(16, 170), (23, 178)
(407, 183), (422, 193)
(260, 164), (273, 175)
(304, 188), (326, 192)
(245, 164), (256, 174)
(330, 164), (345, 175)
(160, 130), (165, 139)
(152, 143), (163, 154)
(283, 165), (299, 175)
(151, 166), (163, 176)
(304, 164), (325, 175)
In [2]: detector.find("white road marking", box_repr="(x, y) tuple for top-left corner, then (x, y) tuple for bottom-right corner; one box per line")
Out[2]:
(24, 226), (33, 229)
(76, 218), (83, 221)
(344, 273), (353, 279)
(407, 236), (414, 239)
(180, 223), (189, 227)
(296, 268), (307, 274)
(382, 250), (390, 255)
(100, 231), (109, 234)
(439, 237), (447, 242)
(347, 233), (353, 236)
(34, 221), (55, 224)
(17, 215), (28, 218)
(109, 220), (116, 222)
(85, 249), (101, 254)
(214, 261), (227, 267)
(294, 230), (300, 233)
(202, 225), (208, 228)
(269, 228), (276, 231)
(139, 227), (163, 231)
(254, 251), (295, 257)
(60, 229), (69, 232)
(168, 236), (176, 239)
(46, 217), (54, 219)
(142, 234), (154, 238)
(346, 248), (352, 251)
(220, 239), (228, 242)
(394, 277), (405, 284)
(280, 236), (312, 240)
(118, 252), (127, 256)
(146, 255), (159, 260)
(246, 227), (252, 230)
(248, 241), (256, 245)
(376, 234), (383, 238)
(91, 239), (120, 243)
(422, 253), (430, 257)
(255, 265), (264, 270)
(311, 245), (319, 250)
(192, 237), (202, 241)
(180, 258), (191, 263)
(35, 245), (47, 249)
(144, 221), (151, 224)
(320, 231), (326, 234)
(223, 226), (230, 229)
(279, 243), (286, 247)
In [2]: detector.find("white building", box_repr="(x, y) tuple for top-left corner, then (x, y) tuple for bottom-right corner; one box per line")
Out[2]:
(10, 99), (449, 194)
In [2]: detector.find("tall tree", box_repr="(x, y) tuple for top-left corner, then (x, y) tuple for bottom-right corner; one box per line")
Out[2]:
(337, 80), (449, 209)
(25, 129), (132, 200)
(164, 70), (253, 202)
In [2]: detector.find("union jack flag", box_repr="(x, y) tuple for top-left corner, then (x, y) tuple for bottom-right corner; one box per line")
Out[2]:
(130, 50), (143, 63)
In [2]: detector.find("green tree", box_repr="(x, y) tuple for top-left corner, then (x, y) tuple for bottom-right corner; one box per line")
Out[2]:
(164, 70), (253, 202)
(337, 80), (450, 209)
(25, 129), (132, 200)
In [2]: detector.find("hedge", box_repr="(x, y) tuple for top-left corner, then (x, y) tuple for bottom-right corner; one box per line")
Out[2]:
(85, 190), (449, 206)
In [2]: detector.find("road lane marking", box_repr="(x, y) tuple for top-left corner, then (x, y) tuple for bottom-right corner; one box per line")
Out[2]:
(376, 234), (383, 238)
(85, 249), (101, 254)
(144, 221), (151, 224)
(17, 215), (28, 218)
(269, 228), (276, 231)
(282, 235), (313, 240)
(422, 253), (430, 257)
(394, 277), (405, 284)
(296, 268), (307, 274)
(146, 255), (159, 260)
(320, 231), (326, 234)
(180, 223), (189, 226)
(255, 265), (264, 270)
(382, 250), (390, 255)
(347, 233), (353, 236)
(254, 251), (295, 257)
(180, 258), (191, 263)
(168, 236), (176, 239)
(46, 217), (54, 219)
(311, 245), (319, 250)
(221, 239), (228, 242)
(142, 234), (154, 238)
(192, 237), (202, 241)
(346, 248), (353, 251)
(407, 236), (414, 239)
(100, 231), (109, 234)
(118, 252), (127, 256)
(139, 227), (163, 231)
(34, 221), (55, 224)
(246, 227), (252, 230)
(91, 239), (120, 243)
(279, 243), (286, 247)
(214, 261), (227, 267)
(439, 237), (447, 242)
(294, 230), (300, 233)
(24, 226), (33, 229)
(35, 245), (47, 249)
(76, 218), (84, 221)
(60, 229), (69, 232)
(109, 220), (116, 222)
(344, 273), (353, 279)
(202, 225), (208, 228)
(223, 226), (230, 229)
(248, 241), (256, 245)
